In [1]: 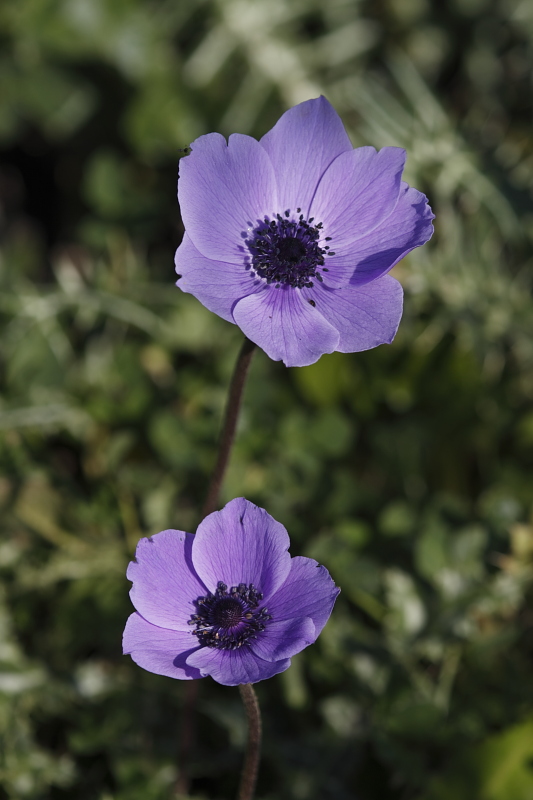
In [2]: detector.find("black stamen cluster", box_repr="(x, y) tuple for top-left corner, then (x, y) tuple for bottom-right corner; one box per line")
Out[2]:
(189, 581), (271, 651)
(246, 209), (333, 289)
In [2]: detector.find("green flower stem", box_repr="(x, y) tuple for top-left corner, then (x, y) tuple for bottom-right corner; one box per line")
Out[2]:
(175, 336), (256, 798)
(201, 335), (256, 518)
(238, 683), (262, 800)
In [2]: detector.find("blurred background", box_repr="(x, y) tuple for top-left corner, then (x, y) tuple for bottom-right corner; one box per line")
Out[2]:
(1, 0), (533, 798)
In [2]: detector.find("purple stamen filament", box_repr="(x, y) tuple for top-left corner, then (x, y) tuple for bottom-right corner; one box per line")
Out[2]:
(245, 209), (331, 289)
(189, 581), (271, 650)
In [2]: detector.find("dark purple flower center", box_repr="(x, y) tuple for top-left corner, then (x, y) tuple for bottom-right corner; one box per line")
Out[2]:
(189, 581), (272, 651)
(245, 209), (334, 289)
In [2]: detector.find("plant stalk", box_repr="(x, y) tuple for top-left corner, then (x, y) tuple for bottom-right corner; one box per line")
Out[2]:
(201, 336), (256, 519)
(175, 335), (256, 797)
(237, 683), (262, 800)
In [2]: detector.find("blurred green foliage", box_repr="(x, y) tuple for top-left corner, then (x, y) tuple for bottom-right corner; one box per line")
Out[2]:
(1, 0), (533, 798)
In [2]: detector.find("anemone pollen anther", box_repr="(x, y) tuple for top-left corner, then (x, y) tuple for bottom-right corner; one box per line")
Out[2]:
(189, 581), (272, 651)
(245, 209), (334, 289)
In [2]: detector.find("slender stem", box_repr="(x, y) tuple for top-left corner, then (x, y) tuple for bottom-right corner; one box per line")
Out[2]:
(175, 336), (256, 798)
(238, 683), (262, 800)
(201, 336), (256, 519)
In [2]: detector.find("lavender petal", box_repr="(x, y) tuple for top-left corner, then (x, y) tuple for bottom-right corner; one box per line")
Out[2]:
(326, 184), (435, 287)
(302, 275), (404, 353)
(260, 96), (353, 214)
(123, 613), (203, 680)
(267, 556), (340, 637)
(178, 131), (277, 264)
(127, 530), (207, 631)
(192, 498), (291, 601)
(232, 286), (340, 367)
(185, 644), (291, 686)
(310, 146), (407, 282)
(249, 616), (316, 662)
(175, 234), (262, 323)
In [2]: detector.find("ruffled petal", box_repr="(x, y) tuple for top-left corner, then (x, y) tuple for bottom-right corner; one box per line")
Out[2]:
(127, 531), (207, 632)
(267, 557), (340, 637)
(178, 132), (277, 263)
(259, 96), (353, 214)
(123, 613), (203, 680)
(249, 617), (316, 662)
(186, 644), (290, 686)
(192, 498), (291, 601)
(232, 285), (340, 368)
(325, 184), (435, 287)
(310, 147), (406, 262)
(175, 234), (261, 323)
(301, 275), (403, 353)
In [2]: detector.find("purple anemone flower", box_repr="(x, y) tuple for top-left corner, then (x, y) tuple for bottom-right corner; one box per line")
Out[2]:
(175, 96), (434, 368)
(123, 498), (339, 686)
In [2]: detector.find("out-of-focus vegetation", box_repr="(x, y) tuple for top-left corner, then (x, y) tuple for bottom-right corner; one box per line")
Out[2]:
(1, 0), (533, 798)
